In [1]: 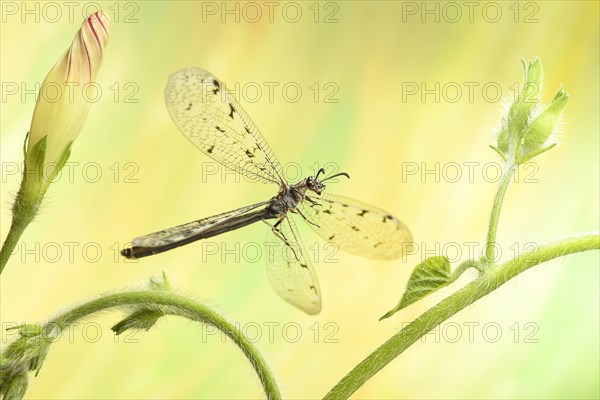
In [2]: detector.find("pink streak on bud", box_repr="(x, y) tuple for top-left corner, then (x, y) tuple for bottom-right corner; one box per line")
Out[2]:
(65, 11), (110, 83)
(26, 11), (110, 177)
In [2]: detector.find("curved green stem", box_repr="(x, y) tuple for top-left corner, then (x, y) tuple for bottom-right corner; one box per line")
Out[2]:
(324, 233), (599, 400)
(8, 291), (281, 400)
(452, 259), (481, 277)
(484, 164), (516, 265)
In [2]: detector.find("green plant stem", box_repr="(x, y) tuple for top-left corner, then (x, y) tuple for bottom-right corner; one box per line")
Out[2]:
(45, 291), (281, 400)
(324, 233), (599, 400)
(451, 260), (481, 277)
(0, 213), (35, 275)
(484, 163), (516, 265)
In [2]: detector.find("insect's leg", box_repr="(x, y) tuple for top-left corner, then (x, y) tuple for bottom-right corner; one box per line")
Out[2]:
(296, 208), (320, 229)
(305, 196), (322, 207)
(272, 217), (284, 230)
(264, 218), (300, 261)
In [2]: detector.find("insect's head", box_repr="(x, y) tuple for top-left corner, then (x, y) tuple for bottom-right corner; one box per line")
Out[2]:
(307, 168), (350, 195)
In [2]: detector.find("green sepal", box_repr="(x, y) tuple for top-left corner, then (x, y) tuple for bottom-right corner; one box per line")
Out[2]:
(22, 132), (29, 158)
(518, 143), (556, 164)
(6, 324), (43, 338)
(112, 308), (164, 335)
(24, 135), (47, 186)
(21, 336), (50, 376)
(149, 271), (171, 291)
(497, 58), (543, 154)
(489, 145), (507, 161)
(112, 274), (171, 335)
(519, 86), (569, 160)
(45, 141), (73, 183)
(2, 372), (28, 400)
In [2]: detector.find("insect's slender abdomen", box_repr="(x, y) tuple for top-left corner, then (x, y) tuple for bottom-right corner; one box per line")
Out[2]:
(121, 207), (276, 259)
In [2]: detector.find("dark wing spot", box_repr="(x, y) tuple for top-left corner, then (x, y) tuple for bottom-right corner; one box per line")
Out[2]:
(215, 126), (225, 133)
(228, 103), (236, 119)
(300, 263), (308, 269)
(323, 209), (332, 214)
(309, 285), (317, 294)
(207, 145), (214, 154)
(328, 234), (335, 241)
(357, 209), (369, 217)
(351, 226), (360, 231)
(342, 204), (349, 208)
(383, 215), (394, 223)
(212, 79), (220, 94)
(185, 103), (192, 111)
(374, 241), (383, 248)
(245, 149), (255, 158)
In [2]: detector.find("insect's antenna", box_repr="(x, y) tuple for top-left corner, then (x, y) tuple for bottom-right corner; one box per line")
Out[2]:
(323, 172), (350, 182)
(315, 167), (326, 180)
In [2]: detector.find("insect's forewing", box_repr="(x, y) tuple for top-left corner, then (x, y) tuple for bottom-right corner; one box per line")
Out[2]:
(265, 216), (322, 314)
(300, 193), (412, 260)
(165, 68), (285, 185)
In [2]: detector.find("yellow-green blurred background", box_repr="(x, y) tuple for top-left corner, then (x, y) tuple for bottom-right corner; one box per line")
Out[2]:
(1, 1), (598, 398)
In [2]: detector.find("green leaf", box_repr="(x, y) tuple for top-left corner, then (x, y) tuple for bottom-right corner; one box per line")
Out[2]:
(380, 256), (452, 320)
(111, 308), (164, 335)
(520, 86), (569, 160)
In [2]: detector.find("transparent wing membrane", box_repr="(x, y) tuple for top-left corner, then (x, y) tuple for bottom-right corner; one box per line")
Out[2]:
(300, 193), (412, 260)
(265, 216), (322, 314)
(165, 68), (285, 185)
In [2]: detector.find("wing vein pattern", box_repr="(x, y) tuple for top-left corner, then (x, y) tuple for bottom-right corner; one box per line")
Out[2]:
(164, 68), (285, 185)
(300, 193), (412, 259)
(265, 216), (322, 314)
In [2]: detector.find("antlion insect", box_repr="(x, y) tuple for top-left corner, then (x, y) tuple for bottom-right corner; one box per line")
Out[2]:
(122, 68), (412, 314)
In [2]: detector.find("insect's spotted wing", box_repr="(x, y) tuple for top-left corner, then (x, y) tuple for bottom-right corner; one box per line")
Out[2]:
(300, 193), (412, 260)
(165, 68), (285, 185)
(265, 216), (322, 314)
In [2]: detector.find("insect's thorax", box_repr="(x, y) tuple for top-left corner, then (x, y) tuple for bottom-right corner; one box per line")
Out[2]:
(268, 179), (313, 216)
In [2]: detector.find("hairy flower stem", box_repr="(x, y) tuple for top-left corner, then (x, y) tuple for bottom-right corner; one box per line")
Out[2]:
(324, 233), (599, 400)
(0, 200), (38, 275)
(45, 291), (281, 400)
(484, 163), (516, 265)
(0, 222), (27, 275)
